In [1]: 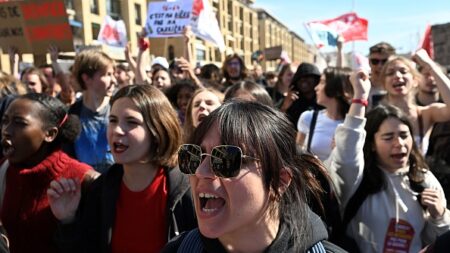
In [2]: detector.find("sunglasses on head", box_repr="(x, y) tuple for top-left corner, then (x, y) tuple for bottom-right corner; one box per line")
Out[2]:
(178, 144), (259, 178)
(370, 58), (388, 66)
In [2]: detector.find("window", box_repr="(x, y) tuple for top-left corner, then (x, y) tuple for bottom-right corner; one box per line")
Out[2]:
(90, 0), (99, 14)
(65, 0), (74, 10)
(196, 48), (206, 61)
(91, 22), (101, 40)
(106, 0), (121, 20)
(134, 3), (142, 25)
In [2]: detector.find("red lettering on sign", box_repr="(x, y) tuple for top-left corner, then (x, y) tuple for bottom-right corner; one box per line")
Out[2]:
(21, 2), (65, 20)
(27, 23), (72, 41)
(101, 24), (120, 41)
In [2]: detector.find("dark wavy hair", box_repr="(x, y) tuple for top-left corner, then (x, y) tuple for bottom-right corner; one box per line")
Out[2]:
(20, 93), (80, 151)
(362, 104), (427, 195)
(190, 100), (325, 251)
(222, 53), (247, 81)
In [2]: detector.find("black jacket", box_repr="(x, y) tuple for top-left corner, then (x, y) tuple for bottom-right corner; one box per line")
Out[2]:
(56, 164), (197, 253)
(161, 208), (346, 253)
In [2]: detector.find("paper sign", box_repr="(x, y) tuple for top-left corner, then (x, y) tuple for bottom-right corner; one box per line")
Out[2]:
(98, 15), (127, 48)
(145, 0), (193, 38)
(0, 0), (74, 54)
(383, 218), (414, 253)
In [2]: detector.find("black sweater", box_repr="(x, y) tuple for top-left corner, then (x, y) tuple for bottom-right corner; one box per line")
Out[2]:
(56, 164), (197, 253)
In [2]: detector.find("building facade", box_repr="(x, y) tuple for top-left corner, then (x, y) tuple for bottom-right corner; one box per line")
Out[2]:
(0, 0), (315, 73)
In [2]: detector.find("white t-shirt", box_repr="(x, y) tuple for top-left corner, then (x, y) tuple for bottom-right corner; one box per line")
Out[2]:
(297, 109), (343, 161)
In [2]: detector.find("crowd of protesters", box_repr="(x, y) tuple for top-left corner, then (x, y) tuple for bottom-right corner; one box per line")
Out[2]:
(0, 25), (450, 253)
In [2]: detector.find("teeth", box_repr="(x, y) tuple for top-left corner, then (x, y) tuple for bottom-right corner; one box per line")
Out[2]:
(199, 192), (218, 199)
(202, 207), (218, 213)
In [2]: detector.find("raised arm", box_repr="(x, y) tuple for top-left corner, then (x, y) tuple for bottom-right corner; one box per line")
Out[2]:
(182, 25), (194, 66)
(48, 45), (73, 104)
(125, 42), (137, 74)
(135, 30), (151, 85)
(327, 69), (371, 206)
(8, 47), (19, 78)
(413, 49), (450, 123)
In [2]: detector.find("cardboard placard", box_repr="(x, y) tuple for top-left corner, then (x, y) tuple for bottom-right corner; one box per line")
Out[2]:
(145, 0), (193, 38)
(264, 46), (283, 61)
(0, 0), (74, 54)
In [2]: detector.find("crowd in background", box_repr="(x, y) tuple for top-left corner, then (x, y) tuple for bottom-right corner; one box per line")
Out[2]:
(1, 26), (450, 253)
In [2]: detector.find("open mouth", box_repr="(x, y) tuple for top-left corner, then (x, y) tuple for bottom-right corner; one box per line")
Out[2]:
(197, 113), (207, 123)
(392, 82), (406, 89)
(391, 153), (407, 160)
(113, 142), (128, 153)
(1, 139), (14, 157)
(199, 192), (225, 214)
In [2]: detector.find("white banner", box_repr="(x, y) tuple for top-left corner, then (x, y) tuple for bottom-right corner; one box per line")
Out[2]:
(190, 0), (225, 52)
(145, 0), (193, 38)
(97, 15), (127, 48)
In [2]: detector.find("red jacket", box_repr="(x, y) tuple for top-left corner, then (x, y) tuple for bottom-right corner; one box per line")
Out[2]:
(1, 150), (92, 253)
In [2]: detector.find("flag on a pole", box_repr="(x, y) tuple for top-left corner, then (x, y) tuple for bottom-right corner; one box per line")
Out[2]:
(418, 24), (434, 59)
(307, 12), (368, 47)
(191, 0), (225, 52)
(305, 22), (339, 48)
(97, 15), (127, 47)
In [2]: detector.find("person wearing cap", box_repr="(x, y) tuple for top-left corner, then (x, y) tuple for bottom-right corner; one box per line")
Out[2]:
(151, 56), (170, 70)
(280, 62), (323, 127)
(368, 42), (396, 107)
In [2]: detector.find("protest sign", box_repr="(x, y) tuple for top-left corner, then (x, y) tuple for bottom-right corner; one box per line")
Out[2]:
(0, 0), (74, 54)
(191, 0), (225, 52)
(98, 15), (127, 48)
(145, 0), (193, 38)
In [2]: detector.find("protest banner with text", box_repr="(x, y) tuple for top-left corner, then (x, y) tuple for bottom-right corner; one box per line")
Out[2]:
(0, 0), (74, 54)
(145, 0), (193, 38)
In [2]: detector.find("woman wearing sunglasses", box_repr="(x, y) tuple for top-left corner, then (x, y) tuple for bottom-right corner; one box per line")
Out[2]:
(47, 85), (197, 253)
(162, 100), (345, 252)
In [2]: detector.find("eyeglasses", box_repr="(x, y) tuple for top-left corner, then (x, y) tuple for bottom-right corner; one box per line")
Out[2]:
(370, 58), (388, 66)
(227, 61), (241, 67)
(178, 144), (259, 178)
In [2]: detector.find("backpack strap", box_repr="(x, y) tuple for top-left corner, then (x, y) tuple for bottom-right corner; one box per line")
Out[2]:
(177, 228), (204, 253)
(417, 108), (424, 149)
(307, 109), (319, 152)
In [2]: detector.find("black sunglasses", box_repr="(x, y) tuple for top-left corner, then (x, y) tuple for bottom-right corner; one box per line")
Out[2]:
(178, 144), (259, 178)
(369, 58), (388, 66)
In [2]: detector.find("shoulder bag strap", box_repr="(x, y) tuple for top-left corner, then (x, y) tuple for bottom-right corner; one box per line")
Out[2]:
(307, 109), (319, 153)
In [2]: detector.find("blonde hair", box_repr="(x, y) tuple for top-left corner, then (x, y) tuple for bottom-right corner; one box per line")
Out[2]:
(183, 88), (223, 141)
(0, 71), (27, 97)
(71, 50), (114, 90)
(380, 56), (423, 102)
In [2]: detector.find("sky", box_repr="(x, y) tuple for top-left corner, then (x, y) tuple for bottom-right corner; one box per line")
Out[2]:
(253, 0), (450, 56)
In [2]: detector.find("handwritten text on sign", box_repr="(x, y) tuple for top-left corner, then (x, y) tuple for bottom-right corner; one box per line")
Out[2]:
(145, 0), (193, 38)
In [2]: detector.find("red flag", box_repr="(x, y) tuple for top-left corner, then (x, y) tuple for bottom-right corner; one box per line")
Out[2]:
(418, 24), (434, 59)
(315, 12), (368, 42)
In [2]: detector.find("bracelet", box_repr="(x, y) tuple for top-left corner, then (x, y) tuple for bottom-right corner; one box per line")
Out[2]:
(351, 98), (368, 107)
